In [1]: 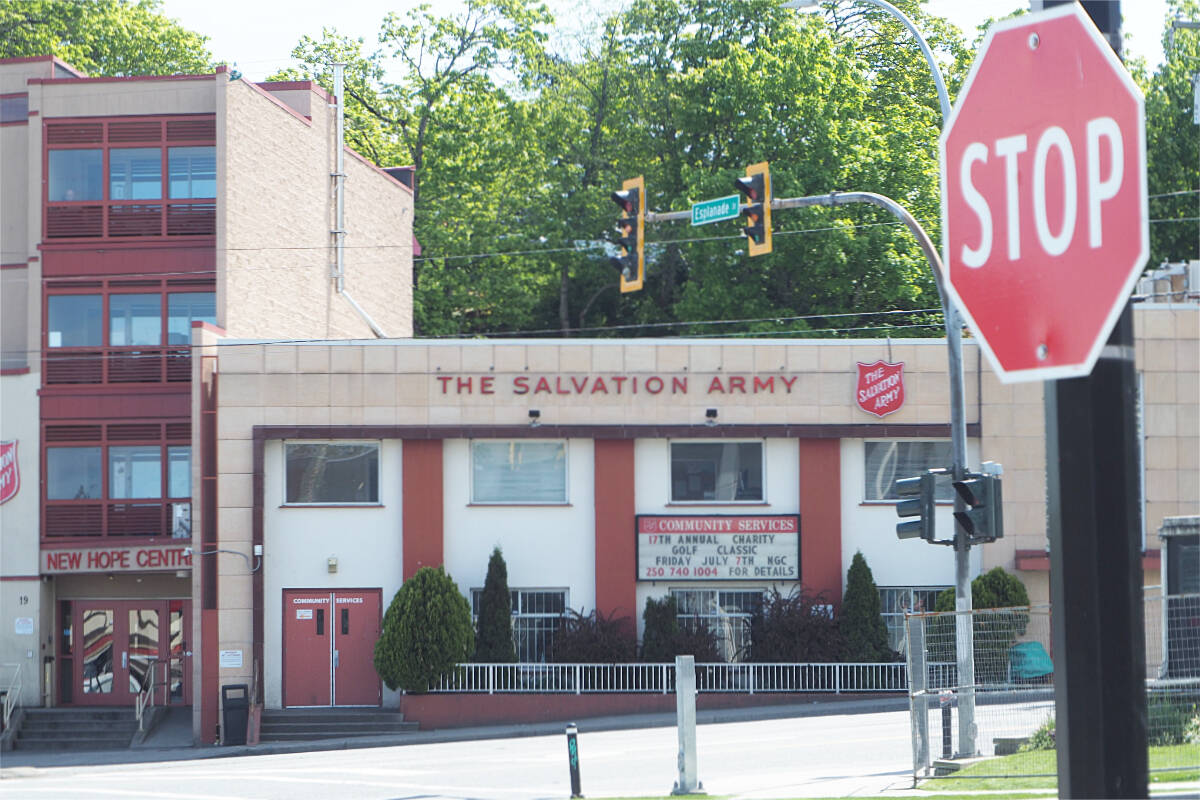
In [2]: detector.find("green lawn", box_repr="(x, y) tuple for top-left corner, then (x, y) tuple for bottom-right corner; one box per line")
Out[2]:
(917, 744), (1199, 792)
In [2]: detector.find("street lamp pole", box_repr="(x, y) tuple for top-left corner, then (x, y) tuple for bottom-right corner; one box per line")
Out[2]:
(784, 0), (974, 756)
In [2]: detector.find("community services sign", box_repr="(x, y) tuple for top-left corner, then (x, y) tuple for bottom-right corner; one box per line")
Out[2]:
(636, 515), (799, 581)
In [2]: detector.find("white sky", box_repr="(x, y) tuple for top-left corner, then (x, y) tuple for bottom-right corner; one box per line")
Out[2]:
(159, 0), (1170, 83)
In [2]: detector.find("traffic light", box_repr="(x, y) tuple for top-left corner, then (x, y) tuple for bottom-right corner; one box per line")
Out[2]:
(610, 175), (645, 293)
(895, 472), (936, 541)
(952, 474), (1003, 543)
(733, 161), (772, 256)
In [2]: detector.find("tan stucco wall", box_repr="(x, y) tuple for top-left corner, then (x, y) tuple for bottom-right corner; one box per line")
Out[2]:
(218, 80), (413, 342)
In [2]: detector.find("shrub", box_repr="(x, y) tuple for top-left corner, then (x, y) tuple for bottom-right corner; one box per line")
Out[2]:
(549, 608), (636, 663)
(840, 551), (892, 662)
(640, 596), (722, 662)
(747, 587), (844, 663)
(933, 567), (1031, 683)
(474, 547), (516, 662)
(1148, 696), (1194, 746)
(374, 566), (474, 692)
(1020, 715), (1056, 751)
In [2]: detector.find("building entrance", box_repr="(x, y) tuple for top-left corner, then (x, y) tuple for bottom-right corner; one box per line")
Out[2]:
(59, 599), (191, 707)
(282, 589), (381, 707)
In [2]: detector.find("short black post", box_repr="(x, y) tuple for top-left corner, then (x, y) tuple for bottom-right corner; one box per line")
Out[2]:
(940, 693), (953, 759)
(565, 722), (582, 798)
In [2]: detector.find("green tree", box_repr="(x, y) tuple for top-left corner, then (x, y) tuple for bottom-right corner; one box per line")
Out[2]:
(749, 587), (844, 663)
(839, 551), (892, 662)
(474, 547), (516, 662)
(639, 595), (721, 662)
(934, 567), (1030, 684)
(0, 0), (212, 76)
(374, 566), (474, 692)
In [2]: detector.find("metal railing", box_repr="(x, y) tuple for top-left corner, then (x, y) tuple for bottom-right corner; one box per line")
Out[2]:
(134, 658), (169, 732)
(428, 661), (910, 695)
(1, 663), (21, 730)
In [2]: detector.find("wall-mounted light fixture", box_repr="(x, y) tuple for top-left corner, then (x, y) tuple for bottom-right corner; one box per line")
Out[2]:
(327, 556), (338, 574)
(529, 409), (541, 427)
(705, 408), (718, 427)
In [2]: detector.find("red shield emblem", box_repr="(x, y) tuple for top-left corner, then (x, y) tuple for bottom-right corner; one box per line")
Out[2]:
(855, 361), (905, 418)
(0, 440), (18, 505)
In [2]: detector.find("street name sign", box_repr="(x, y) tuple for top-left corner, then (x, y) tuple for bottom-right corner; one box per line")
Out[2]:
(939, 4), (1148, 383)
(691, 195), (740, 226)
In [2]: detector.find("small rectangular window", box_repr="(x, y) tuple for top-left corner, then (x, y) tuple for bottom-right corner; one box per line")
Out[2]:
(109, 445), (162, 499)
(109, 148), (162, 200)
(47, 295), (102, 348)
(48, 149), (103, 201)
(0, 94), (28, 123)
(471, 441), (567, 504)
(670, 441), (763, 502)
(470, 588), (567, 662)
(864, 441), (953, 502)
(168, 146), (216, 198)
(285, 442), (379, 504)
(47, 447), (102, 499)
(109, 294), (162, 346)
(167, 292), (216, 344)
(670, 589), (762, 662)
(167, 446), (190, 498)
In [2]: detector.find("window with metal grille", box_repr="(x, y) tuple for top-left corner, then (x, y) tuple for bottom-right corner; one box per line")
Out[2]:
(471, 588), (567, 662)
(864, 441), (954, 502)
(669, 589), (763, 662)
(878, 586), (949, 656)
(670, 441), (763, 502)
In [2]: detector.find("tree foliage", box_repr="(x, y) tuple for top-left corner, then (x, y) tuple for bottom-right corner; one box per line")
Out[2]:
(549, 608), (636, 662)
(640, 595), (720, 662)
(474, 547), (516, 662)
(0, 0), (212, 76)
(933, 566), (1030, 684)
(840, 551), (893, 662)
(747, 586), (843, 663)
(374, 566), (474, 692)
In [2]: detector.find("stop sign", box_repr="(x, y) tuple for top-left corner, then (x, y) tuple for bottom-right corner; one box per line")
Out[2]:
(940, 4), (1148, 383)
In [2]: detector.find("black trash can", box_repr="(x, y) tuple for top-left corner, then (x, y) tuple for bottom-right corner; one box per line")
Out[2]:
(221, 684), (249, 745)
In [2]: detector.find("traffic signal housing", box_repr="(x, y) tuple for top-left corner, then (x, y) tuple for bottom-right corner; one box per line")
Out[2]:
(733, 162), (772, 256)
(895, 472), (937, 541)
(610, 175), (645, 292)
(952, 474), (1003, 543)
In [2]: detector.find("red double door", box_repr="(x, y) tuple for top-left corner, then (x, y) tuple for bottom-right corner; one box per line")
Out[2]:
(282, 589), (382, 707)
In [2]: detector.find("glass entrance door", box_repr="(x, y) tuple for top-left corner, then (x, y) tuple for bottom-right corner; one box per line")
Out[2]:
(60, 599), (191, 706)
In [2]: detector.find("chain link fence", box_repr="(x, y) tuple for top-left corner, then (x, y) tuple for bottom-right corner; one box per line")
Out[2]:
(906, 594), (1200, 782)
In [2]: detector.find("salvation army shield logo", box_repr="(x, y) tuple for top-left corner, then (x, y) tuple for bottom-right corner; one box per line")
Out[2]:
(0, 440), (19, 505)
(855, 361), (905, 418)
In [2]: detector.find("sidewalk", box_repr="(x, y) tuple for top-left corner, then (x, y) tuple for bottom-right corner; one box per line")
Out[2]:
(0, 695), (909, 771)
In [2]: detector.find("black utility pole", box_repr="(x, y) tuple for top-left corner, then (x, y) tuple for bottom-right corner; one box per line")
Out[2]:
(1042, 1), (1149, 797)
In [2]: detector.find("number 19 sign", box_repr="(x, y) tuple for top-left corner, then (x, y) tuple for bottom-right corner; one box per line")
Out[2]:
(939, 5), (1148, 383)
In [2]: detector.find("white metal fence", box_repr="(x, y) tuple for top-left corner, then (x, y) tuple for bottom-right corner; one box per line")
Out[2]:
(428, 661), (910, 694)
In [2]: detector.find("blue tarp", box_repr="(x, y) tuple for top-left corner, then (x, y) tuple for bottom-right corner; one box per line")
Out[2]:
(1009, 641), (1054, 680)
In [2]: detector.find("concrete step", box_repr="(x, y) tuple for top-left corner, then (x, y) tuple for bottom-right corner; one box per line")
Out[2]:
(257, 709), (415, 742)
(14, 709), (139, 751)
(260, 720), (417, 734)
(20, 719), (139, 732)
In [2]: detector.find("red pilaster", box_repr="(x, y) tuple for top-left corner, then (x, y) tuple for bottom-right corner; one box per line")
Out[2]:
(798, 439), (843, 605)
(402, 440), (444, 579)
(594, 439), (636, 618)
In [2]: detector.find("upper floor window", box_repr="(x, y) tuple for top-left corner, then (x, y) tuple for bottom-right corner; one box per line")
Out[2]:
(471, 440), (567, 504)
(47, 295), (103, 348)
(864, 440), (953, 502)
(285, 442), (380, 505)
(109, 293), (162, 346)
(167, 292), (217, 344)
(0, 94), (28, 124)
(48, 149), (103, 201)
(169, 147), (216, 198)
(48, 291), (215, 349)
(46, 447), (102, 499)
(109, 148), (162, 200)
(670, 441), (763, 503)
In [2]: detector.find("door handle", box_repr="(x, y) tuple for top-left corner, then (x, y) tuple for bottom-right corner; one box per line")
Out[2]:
(122, 651), (128, 669)
(333, 650), (339, 668)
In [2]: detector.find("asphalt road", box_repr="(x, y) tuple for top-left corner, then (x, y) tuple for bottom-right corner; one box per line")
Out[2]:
(0, 708), (919, 799)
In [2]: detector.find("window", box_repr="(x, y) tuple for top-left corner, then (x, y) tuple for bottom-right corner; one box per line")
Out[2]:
(167, 292), (216, 344)
(285, 442), (379, 504)
(0, 94), (28, 123)
(48, 149), (103, 201)
(471, 441), (566, 504)
(109, 294), (162, 346)
(109, 148), (161, 200)
(109, 446), (162, 499)
(168, 146), (216, 198)
(47, 295), (102, 348)
(879, 586), (949, 656)
(471, 588), (567, 662)
(167, 446), (191, 499)
(670, 589), (762, 662)
(864, 441), (954, 502)
(47, 447), (102, 499)
(670, 441), (763, 502)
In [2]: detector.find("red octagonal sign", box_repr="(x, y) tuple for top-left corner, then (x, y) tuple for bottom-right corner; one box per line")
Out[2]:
(940, 4), (1148, 383)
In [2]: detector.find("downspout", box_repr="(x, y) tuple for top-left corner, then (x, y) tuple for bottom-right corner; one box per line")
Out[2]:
(331, 63), (386, 338)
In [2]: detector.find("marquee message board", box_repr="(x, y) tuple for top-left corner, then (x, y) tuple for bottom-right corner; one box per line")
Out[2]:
(636, 515), (800, 581)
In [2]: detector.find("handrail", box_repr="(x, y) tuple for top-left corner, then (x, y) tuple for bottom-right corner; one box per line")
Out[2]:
(2, 662), (22, 730)
(134, 658), (170, 732)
